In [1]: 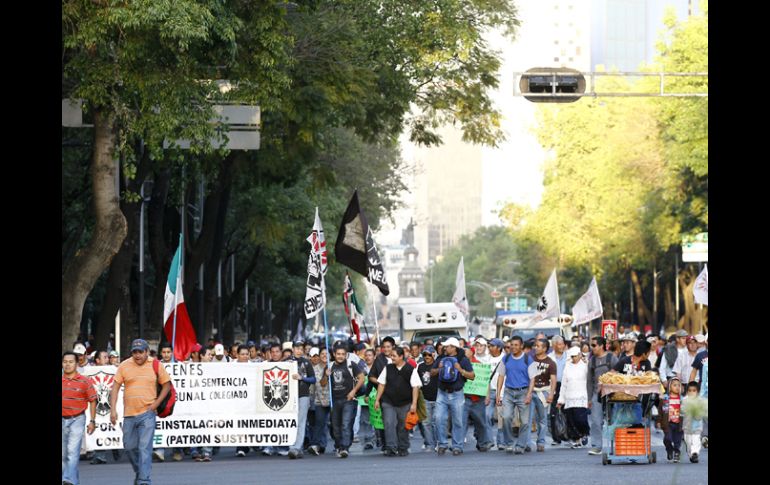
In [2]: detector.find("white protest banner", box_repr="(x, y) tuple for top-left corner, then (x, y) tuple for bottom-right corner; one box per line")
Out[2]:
(82, 361), (298, 450)
(572, 277), (603, 325)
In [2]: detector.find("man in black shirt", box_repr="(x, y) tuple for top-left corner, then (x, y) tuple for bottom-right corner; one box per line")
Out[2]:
(430, 337), (475, 456)
(374, 347), (422, 456)
(417, 346), (438, 451)
(614, 341), (653, 375)
(327, 344), (365, 458)
(288, 341), (316, 459)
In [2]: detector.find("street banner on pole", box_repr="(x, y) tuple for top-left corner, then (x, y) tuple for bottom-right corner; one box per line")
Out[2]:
(452, 257), (469, 318)
(572, 277), (603, 325)
(693, 264), (708, 306)
(304, 208), (327, 319)
(82, 362), (299, 450)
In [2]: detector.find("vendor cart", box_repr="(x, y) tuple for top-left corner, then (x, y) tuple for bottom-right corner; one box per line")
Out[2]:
(599, 382), (659, 465)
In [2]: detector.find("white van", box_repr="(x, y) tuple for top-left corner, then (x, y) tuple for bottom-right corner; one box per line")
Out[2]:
(496, 312), (573, 342)
(399, 302), (468, 344)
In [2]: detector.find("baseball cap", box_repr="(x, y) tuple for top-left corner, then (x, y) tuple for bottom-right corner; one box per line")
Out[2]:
(308, 347), (320, 357)
(214, 343), (225, 356)
(354, 342), (367, 351)
(293, 340), (304, 348)
(474, 337), (488, 346)
(620, 333), (637, 342)
(282, 342), (293, 351)
(686, 335), (696, 343)
(109, 350), (119, 357)
(566, 346), (581, 357)
(444, 337), (461, 348)
(246, 340), (256, 348)
(646, 336), (657, 344)
(489, 338), (504, 348)
(73, 343), (87, 355)
(694, 334), (706, 343)
(675, 329), (688, 338)
(422, 345), (436, 355)
(130, 339), (149, 352)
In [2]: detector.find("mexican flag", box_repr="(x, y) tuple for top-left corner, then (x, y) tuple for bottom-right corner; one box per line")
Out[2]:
(343, 272), (364, 342)
(163, 235), (197, 361)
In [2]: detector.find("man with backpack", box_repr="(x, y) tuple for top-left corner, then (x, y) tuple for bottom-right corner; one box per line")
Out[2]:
(659, 329), (688, 383)
(496, 336), (532, 454)
(109, 339), (171, 485)
(327, 343), (366, 458)
(586, 336), (618, 455)
(430, 337), (475, 456)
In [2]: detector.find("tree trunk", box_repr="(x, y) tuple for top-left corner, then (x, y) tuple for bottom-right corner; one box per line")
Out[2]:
(630, 269), (651, 328)
(663, 283), (675, 331)
(62, 110), (127, 353)
(147, 170), (174, 341)
(678, 265), (697, 333)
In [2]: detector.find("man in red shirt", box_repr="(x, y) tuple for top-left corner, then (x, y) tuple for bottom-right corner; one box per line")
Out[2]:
(62, 351), (97, 485)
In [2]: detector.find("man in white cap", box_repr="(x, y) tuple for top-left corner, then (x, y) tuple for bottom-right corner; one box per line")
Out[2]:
(659, 329), (688, 383)
(430, 337), (475, 456)
(620, 334), (637, 359)
(212, 343), (229, 363)
(673, 336), (700, 383)
(73, 343), (88, 373)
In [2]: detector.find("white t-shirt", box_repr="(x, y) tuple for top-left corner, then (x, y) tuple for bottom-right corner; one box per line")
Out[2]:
(489, 353), (505, 396)
(377, 364), (423, 388)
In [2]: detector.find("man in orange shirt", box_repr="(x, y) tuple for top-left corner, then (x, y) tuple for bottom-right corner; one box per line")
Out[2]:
(109, 339), (171, 485)
(62, 351), (97, 485)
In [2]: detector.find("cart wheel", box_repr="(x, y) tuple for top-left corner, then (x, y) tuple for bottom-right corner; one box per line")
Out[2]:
(602, 452), (609, 465)
(651, 451), (657, 463)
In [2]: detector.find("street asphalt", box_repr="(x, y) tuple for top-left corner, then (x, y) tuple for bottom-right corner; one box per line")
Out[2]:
(78, 428), (707, 484)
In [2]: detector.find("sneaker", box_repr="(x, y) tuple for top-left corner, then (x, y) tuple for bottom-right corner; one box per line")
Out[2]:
(537, 445), (545, 452)
(193, 455), (203, 462)
(551, 441), (561, 446)
(452, 449), (463, 456)
(701, 436), (708, 448)
(153, 451), (165, 462)
(201, 455), (212, 462)
(581, 437), (589, 446)
(673, 451), (681, 463)
(383, 449), (398, 457)
(353, 437), (360, 443)
(588, 448), (602, 456)
(172, 451), (183, 462)
(571, 441), (583, 449)
(309, 445), (320, 456)
(505, 446), (514, 454)
(90, 456), (107, 465)
(478, 443), (493, 452)
(236, 450), (246, 457)
(398, 449), (409, 457)
(278, 450), (289, 457)
(364, 443), (374, 451)
(690, 453), (699, 463)
(336, 451), (343, 458)
(667, 450), (673, 461)
(437, 447), (447, 456)
(339, 450), (349, 458)
(288, 449), (298, 459)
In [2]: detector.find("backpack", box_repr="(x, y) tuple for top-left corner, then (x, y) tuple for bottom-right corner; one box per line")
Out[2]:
(347, 360), (368, 397)
(438, 356), (460, 383)
(152, 359), (177, 418)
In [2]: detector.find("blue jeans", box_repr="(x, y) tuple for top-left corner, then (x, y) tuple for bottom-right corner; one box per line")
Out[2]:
(589, 392), (603, 449)
(123, 410), (156, 485)
(331, 399), (357, 451)
(62, 413), (86, 484)
(502, 388), (530, 449)
(486, 389), (503, 446)
(528, 390), (550, 446)
(463, 397), (492, 448)
(359, 406), (375, 446)
(311, 405), (331, 449)
(421, 400), (437, 448)
(291, 397), (310, 452)
(435, 389), (465, 451)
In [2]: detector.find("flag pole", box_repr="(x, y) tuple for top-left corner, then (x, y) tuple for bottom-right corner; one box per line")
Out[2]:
(322, 306), (333, 407)
(171, 233), (182, 363)
(367, 274), (380, 346)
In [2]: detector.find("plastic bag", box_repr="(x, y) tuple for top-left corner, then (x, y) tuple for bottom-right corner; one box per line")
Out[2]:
(553, 408), (569, 442)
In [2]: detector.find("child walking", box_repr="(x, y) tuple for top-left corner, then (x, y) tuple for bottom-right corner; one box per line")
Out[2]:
(682, 381), (708, 463)
(658, 376), (684, 463)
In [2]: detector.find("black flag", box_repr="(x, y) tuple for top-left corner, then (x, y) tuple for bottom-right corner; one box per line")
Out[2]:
(335, 190), (390, 295)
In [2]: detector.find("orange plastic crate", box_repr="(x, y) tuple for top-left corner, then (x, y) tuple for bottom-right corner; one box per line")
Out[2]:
(614, 428), (651, 456)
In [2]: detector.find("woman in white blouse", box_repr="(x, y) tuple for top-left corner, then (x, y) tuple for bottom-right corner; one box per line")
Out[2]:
(557, 346), (590, 448)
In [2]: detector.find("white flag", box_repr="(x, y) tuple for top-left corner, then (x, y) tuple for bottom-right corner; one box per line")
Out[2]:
(533, 269), (560, 321)
(693, 265), (708, 306)
(452, 257), (469, 318)
(304, 207), (326, 319)
(572, 277), (603, 325)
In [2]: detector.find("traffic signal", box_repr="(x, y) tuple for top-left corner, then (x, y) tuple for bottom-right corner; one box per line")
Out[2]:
(519, 67), (585, 103)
